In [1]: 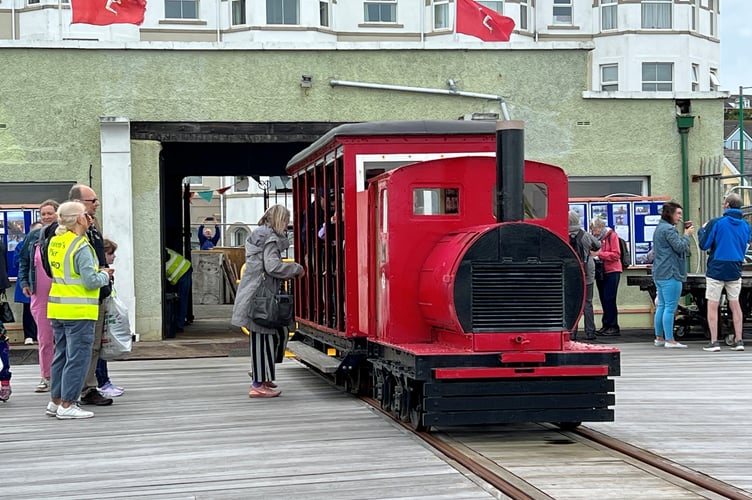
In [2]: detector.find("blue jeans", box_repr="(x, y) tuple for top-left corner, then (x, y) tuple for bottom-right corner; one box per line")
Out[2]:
(50, 319), (95, 403)
(596, 271), (621, 330)
(95, 358), (109, 387)
(654, 278), (683, 342)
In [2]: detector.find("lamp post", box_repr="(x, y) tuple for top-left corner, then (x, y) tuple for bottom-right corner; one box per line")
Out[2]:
(740, 86), (751, 177)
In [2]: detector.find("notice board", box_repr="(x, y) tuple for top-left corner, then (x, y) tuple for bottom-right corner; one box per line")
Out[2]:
(568, 197), (670, 268)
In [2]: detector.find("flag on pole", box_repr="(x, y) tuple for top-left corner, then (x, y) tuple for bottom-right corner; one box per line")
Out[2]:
(71, 0), (147, 26)
(456, 0), (515, 42)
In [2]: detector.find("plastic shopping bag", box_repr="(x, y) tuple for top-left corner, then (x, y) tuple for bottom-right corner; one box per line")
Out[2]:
(101, 291), (133, 361)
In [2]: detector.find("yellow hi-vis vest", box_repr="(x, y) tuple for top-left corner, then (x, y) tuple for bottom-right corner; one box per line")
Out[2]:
(47, 231), (101, 321)
(165, 248), (191, 285)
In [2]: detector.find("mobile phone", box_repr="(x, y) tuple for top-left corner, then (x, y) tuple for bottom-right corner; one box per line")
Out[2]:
(684, 221), (693, 229)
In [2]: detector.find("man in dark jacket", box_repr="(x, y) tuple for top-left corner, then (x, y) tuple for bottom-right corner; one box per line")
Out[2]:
(698, 193), (751, 352)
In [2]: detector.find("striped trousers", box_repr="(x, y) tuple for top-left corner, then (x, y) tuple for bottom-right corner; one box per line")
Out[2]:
(249, 332), (277, 384)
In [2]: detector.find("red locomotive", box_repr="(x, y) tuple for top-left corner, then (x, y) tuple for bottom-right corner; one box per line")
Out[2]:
(287, 120), (620, 430)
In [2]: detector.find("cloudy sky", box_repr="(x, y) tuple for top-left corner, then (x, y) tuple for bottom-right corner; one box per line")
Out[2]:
(720, 0), (751, 91)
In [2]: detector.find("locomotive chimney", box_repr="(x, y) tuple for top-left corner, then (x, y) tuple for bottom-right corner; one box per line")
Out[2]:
(495, 120), (525, 222)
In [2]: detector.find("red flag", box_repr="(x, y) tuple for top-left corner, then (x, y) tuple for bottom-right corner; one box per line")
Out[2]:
(456, 0), (515, 42)
(71, 0), (147, 26)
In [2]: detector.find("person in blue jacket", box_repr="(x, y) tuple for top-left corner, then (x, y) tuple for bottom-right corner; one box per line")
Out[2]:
(698, 193), (751, 352)
(198, 218), (220, 250)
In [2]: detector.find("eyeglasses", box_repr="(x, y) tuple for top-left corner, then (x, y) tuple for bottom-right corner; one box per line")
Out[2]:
(82, 198), (99, 203)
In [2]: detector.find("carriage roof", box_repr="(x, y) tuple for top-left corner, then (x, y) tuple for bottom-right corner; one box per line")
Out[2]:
(285, 120), (497, 171)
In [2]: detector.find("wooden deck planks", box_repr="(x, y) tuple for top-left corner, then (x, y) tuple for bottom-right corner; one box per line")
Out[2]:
(2, 358), (497, 500)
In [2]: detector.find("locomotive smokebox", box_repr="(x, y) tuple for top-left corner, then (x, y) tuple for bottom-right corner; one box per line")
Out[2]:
(496, 120), (525, 222)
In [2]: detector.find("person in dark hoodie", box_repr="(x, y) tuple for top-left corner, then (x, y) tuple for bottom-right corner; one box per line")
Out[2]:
(698, 192), (751, 352)
(231, 205), (304, 398)
(568, 211), (601, 341)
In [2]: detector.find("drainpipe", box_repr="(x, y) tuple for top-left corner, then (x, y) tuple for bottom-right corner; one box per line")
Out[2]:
(676, 114), (695, 216)
(329, 79), (511, 120)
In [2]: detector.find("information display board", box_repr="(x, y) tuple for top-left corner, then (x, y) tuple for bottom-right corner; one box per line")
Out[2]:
(2, 209), (36, 278)
(568, 197), (669, 268)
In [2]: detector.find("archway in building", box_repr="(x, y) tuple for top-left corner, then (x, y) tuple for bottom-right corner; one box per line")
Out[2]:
(131, 121), (345, 338)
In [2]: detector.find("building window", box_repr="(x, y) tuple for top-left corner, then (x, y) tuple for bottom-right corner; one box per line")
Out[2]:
(642, 62), (673, 91)
(320, 0), (330, 27)
(478, 1), (503, 13)
(553, 0), (572, 25)
(641, 0), (671, 29)
(234, 176), (249, 192)
(709, 69), (720, 92)
(601, 0), (617, 31)
(28, 0), (41, 4)
(184, 176), (203, 185)
(708, 0), (716, 37)
(364, 0), (396, 23)
(691, 64), (699, 91)
(690, 0), (697, 31)
(433, 0), (450, 29)
(267, 0), (298, 24)
(569, 177), (649, 198)
(601, 64), (618, 92)
(231, 0), (245, 25)
(165, 0), (198, 19)
(519, 0), (528, 31)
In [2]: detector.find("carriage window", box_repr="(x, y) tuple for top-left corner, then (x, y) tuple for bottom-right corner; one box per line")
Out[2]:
(523, 183), (548, 219)
(413, 188), (460, 215)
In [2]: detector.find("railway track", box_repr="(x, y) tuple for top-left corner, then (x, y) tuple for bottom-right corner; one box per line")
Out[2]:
(363, 397), (752, 499)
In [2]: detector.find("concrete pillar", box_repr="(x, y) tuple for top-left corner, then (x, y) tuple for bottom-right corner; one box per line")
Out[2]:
(99, 117), (137, 333)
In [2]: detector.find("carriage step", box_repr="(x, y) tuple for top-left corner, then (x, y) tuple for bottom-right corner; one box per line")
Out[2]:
(286, 341), (341, 373)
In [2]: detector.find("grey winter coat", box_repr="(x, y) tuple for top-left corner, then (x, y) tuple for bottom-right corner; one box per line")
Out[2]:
(231, 225), (303, 334)
(568, 225), (601, 285)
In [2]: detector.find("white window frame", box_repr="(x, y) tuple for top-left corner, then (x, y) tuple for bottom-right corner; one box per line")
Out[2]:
(364, 0), (397, 23)
(478, 0), (503, 13)
(231, 0), (246, 25)
(709, 69), (720, 91)
(641, 0), (671, 29)
(690, 0), (698, 31)
(708, 0), (717, 37)
(165, 0), (198, 19)
(267, 0), (299, 25)
(601, 0), (617, 31)
(642, 62), (673, 92)
(519, 0), (528, 31)
(600, 64), (618, 92)
(433, 0), (450, 30)
(691, 64), (699, 91)
(553, 0), (572, 25)
(320, 0), (330, 27)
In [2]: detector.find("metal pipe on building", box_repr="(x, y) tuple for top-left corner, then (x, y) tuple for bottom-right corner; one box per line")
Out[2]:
(329, 79), (511, 120)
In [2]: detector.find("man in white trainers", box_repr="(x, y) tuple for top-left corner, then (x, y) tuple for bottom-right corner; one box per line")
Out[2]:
(698, 193), (751, 352)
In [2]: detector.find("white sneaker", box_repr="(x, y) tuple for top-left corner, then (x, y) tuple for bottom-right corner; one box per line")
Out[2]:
(24, 338), (34, 345)
(654, 339), (665, 347)
(35, 378), (51, 393)
(664, 342), (687, 349)
(45, 401), (58, 417)
(56, 404), (94, 420)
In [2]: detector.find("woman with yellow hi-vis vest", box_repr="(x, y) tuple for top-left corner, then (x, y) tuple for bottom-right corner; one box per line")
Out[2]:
(45, 201), (113, 420)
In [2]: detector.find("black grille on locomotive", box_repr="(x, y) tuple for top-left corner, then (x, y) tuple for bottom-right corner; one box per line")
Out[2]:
(471, 263), (565, 332)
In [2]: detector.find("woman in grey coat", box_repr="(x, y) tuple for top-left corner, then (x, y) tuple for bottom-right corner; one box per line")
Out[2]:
(231, 205), (304, 398)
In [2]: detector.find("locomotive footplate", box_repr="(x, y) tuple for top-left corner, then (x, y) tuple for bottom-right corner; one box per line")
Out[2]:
(370, 344), (619, 429)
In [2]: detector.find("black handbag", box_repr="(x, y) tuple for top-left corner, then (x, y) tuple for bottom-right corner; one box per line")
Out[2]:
(250, 273), (293, 329)
(0, 292), (15, 324)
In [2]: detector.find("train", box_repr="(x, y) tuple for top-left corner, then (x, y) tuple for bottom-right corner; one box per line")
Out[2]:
(285, 120), (620, 430)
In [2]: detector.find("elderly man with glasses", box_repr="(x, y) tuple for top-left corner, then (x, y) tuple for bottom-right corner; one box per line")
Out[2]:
(68, 184), (118, 406)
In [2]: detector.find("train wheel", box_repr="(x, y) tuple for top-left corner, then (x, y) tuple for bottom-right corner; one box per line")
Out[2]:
(410, 406), (426, 432)
(397, 378), (413, 423)
(382, 374), (395, 413)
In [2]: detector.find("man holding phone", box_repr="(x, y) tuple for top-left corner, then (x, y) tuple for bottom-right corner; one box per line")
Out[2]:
(698, 193), (751, 352)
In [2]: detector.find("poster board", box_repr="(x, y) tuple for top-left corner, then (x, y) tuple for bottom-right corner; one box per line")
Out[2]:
(568, 197), (670, 268)
(1, 209), (35, 278)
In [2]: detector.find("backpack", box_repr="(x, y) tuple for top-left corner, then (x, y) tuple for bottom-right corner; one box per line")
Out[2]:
(569, 230), (588, 264)
(618, 236), (631, 269)
(36, 222), (59, 279)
